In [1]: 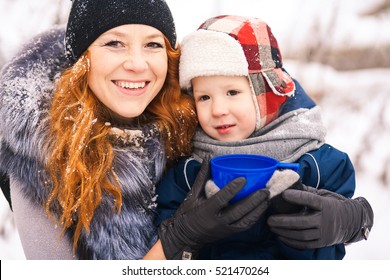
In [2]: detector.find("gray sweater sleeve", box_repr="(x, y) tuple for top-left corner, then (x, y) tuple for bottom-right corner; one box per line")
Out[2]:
(10, 177), (76, 260)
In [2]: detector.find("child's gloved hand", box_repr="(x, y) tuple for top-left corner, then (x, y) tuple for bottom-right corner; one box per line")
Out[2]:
(266, 169), (306, 214)
(267, 187), (373, 249)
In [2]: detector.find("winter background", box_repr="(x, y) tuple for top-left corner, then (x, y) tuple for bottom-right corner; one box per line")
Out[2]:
(0, 0), (389, 260)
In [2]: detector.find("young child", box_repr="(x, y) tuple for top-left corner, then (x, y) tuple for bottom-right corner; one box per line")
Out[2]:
(155, 15), (373, 259)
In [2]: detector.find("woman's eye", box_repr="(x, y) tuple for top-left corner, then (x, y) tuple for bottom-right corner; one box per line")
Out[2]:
(227, 90), (239, 96)
(104, 40), (123, 48)
(146, 42), (164, 48)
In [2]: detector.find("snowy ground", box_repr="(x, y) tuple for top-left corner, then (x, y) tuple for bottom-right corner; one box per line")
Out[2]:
(1, 0), (389, 260)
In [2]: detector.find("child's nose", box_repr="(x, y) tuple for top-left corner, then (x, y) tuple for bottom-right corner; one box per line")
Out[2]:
(211, 101), (228, 116)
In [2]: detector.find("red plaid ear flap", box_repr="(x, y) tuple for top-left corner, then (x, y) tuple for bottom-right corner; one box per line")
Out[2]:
(251, 73), (290, 129)
(262, 68), (295, 96)
(249, 68), (295, 97)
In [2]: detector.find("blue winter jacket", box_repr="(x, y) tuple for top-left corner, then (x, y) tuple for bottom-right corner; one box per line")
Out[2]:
(155, 80), (355, 260)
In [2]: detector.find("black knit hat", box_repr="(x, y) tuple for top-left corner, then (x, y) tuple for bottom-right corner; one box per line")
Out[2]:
(65, 0), (177, 63)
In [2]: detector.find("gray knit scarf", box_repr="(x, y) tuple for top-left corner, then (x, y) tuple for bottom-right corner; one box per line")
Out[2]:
(193, 106), (326, 163)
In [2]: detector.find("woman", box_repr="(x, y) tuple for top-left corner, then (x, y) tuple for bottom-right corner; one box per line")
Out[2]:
(0, 0), (269, 260)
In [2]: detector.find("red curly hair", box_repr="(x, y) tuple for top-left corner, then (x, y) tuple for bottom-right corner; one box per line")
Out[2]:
(46, 37), (197, 250)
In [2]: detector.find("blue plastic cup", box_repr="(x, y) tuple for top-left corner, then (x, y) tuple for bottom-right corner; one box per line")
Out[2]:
(210, 154), (300, 203)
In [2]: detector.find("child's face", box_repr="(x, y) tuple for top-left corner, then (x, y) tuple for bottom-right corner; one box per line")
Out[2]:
(192, 75), (257, 142)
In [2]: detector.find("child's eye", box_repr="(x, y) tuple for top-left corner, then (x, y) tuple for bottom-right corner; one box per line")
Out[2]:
(227, 90), (239, 96)
(146, 42), (164, 49)
(104, 40), (124, 48)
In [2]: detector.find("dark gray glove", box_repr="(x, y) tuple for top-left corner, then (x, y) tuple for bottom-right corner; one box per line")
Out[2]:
(158, 158), (270, 259)
(267, 185), (374, 249)
(266, 169), (305, 214)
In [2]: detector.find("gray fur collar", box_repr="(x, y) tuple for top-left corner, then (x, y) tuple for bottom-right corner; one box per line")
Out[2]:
(0, 26), (165, 259)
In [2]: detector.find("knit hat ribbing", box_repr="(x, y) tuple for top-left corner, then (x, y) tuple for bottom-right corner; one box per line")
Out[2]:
(179, 15), (295, 130)
(65, 0), (176, 63)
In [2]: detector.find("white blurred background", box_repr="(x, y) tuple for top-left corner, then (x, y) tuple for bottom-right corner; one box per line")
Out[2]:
(0, 0), (389, 259)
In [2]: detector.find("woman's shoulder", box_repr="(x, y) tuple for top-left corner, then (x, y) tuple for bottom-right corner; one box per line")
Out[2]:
(0, 25), (70, 163)
(1, 25), (70, 81)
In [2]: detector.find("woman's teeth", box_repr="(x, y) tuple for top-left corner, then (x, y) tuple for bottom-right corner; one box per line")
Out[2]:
(116, 81), (146, 89)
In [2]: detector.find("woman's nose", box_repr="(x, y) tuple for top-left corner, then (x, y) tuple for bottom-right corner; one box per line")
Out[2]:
(122, 50), (148, 72)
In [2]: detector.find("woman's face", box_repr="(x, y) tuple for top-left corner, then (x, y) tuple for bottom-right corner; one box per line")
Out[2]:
(87, 24), (168, 120)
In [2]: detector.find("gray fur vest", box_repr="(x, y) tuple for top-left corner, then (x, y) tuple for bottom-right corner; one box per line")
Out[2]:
(0, 26), (165, 259)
